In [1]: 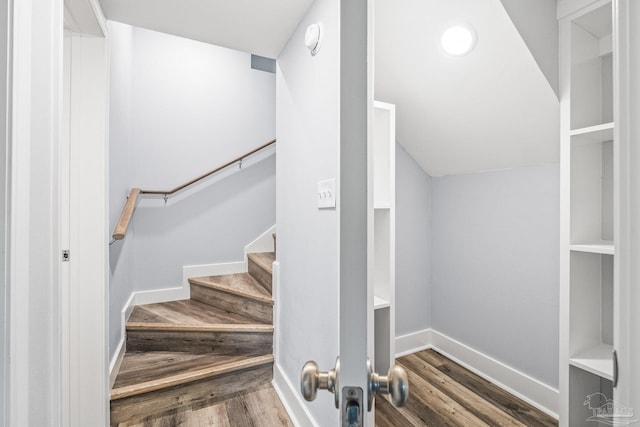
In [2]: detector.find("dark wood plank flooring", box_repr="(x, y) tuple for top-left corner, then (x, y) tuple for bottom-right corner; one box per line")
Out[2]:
(115, 348), (557, 426)
(376, 349), (558, 427)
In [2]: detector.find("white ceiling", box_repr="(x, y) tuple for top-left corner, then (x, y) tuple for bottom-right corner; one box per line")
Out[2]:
(99, 0), (558, 177)
(98, 0), (314, 58)
(375, 0), (560, 177)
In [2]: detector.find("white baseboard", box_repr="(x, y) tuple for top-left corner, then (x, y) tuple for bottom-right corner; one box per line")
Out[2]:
(109, 292), (136, 382)
(245, 225), (276, 255)
(272, 363), (318, 427)
(395, 329), (432, 357)
(133, 286), (190, 306)
(109, 340), (126, 390)
(272, 261), (281, 363)
(182, 261), (246, 290)
(397, 329), (559, 419)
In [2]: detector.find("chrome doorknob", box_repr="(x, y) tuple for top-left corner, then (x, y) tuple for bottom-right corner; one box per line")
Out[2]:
(300, 359), (339, 406)
(369, 364), (409, 408)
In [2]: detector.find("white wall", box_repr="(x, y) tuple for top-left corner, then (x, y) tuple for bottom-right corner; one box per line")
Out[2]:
(395, 144), (431, 336)
(108, 22), (276, 361)
(0, 0), (8, 421)
(275, 0), (341, 423)
(499, 0), (558, 96)
(8, 0), (63, 424)
(431, 164), (560, 389)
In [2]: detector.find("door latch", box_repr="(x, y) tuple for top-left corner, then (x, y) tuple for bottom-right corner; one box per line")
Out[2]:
(342, 386), (363, 427)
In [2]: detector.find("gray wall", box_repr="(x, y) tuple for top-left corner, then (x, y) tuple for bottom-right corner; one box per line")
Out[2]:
(275, 0), (340, 423)
(109, 21), (136, 365)
(395, 144), (431, 336)
(108, 22), (276, 362)
(431, 164), (560, 388)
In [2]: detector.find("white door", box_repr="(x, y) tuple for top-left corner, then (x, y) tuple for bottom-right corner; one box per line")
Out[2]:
(62, 1), (110, 425)
(338, 0), (371, 422)
(616, 0), (640, 416)
(0, 0), (8, 423)
(299, 1), (408, 425)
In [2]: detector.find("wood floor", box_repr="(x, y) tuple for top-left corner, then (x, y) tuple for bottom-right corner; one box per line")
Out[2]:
(376, 349), (558, 427)
(114, 383), (293, 427)
(114, 347), (557, 426)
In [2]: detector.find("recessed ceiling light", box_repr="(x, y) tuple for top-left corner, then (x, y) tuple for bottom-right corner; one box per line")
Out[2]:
(441, 23), (477, 57)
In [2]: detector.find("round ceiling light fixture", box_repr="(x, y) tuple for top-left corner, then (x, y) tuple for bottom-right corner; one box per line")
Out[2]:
(440, 23), (477, 57)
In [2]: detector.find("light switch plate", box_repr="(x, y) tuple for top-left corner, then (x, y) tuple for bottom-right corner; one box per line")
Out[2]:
(317, 178), (336, 209)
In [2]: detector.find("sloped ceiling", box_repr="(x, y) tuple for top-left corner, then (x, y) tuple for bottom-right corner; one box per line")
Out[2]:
(99, 0), (558, 177)
(98, 0), (314, 58)
(375, 0), (560, 177)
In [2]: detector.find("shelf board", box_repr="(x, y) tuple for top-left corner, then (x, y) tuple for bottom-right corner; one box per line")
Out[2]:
(570, 241), (615, 255)
(374, 296), (390, 310)
(374, 204), (391, 210)
(570, 122), (614, 144)
(570, 344), (614, 380)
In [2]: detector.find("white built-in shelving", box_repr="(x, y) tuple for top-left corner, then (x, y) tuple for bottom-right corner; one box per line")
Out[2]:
(371, 101), (396, 375)
(569, 241), (614, 255)
(373, 295), (390, 310)
(559, 1), (620, 425)
(570, 343), (614, 380)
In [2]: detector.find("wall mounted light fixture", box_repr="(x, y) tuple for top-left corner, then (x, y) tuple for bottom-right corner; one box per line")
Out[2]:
(305, 23), (322, 56)
(440, 23), (477, 57)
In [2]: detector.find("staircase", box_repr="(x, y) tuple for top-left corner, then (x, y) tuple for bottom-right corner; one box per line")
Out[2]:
(110, 252), (277, 426)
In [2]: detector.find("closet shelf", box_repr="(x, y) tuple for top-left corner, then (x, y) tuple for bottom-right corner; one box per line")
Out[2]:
(570, 344), (614, 380)
(374, 296), (390, 310)
(570, 122), (614, 144)
(570, 241), (615, 255)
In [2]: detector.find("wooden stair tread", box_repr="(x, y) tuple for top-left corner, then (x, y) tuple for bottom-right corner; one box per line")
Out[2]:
(111, 353), (274, 400)
(112, 383), (294, 427)
(189, 273), (273, 304)
(248, 252), (275, 274)
(126, 322), (273, 332)
(128, 299), (271, 329)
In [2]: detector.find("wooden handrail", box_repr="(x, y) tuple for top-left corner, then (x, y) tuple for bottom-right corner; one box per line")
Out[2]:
(141, 139), (276, 196)
(112, 188), (141, 241)
(110, 139), (275, 243)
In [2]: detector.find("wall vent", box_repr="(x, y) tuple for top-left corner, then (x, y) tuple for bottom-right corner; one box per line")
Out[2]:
(251, 54), (276, 73)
